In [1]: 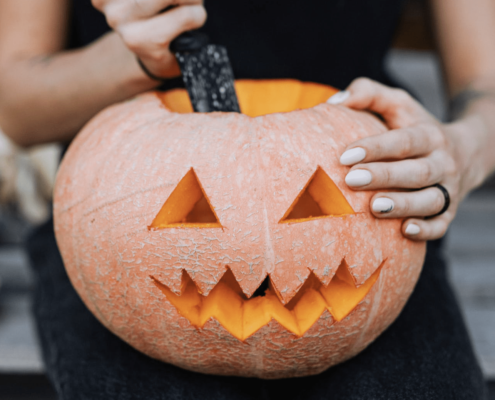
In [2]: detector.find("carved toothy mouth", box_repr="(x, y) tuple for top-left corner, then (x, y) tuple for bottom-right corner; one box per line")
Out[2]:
(151, 259), (384, 341)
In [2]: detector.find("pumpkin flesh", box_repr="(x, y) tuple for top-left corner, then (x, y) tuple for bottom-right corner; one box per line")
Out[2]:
(158, 79), (339, 117)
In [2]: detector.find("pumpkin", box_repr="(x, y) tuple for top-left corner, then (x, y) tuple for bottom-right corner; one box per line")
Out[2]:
(54, 79), (425, 379)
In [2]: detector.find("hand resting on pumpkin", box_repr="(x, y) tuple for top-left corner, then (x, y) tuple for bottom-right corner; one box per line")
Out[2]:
(328, 78), (495, 241)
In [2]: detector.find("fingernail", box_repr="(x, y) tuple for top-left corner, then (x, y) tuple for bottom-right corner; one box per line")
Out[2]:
(405, 224), (421, 236)
(372, 198), (394, 213)
(345, 169), (372, 187)
(340, 147), (366, 165)
(327, 90), (350, 105)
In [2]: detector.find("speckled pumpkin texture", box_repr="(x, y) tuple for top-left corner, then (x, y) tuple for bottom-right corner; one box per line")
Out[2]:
(54, 80), (426, 379)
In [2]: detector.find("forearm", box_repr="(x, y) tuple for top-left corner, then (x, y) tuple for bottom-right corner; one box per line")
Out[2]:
(429, 0), (495, 192)
(0, 32), (159, 147)
(447, 84), (495, 193)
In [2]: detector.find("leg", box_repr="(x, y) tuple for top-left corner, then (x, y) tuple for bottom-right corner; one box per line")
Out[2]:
(28, 220), (261, 400)
(263, 241), (487, 399)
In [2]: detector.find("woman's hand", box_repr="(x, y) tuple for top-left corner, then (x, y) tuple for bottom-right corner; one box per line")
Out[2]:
(329, 78), (485, 241)
(92, 0), (207, 79)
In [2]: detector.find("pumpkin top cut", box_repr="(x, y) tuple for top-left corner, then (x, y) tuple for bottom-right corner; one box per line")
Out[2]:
(157, 79), (339, 117)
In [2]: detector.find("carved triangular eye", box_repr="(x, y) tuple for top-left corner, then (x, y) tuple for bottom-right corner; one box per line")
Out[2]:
(149, 168), (221, 229)
(279, 167), (354, 223)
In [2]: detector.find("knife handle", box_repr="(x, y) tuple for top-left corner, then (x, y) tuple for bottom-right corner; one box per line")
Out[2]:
(170, 31), (209, 53)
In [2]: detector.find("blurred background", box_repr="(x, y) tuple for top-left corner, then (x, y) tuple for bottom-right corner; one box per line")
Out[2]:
(0, 0), (494, 398)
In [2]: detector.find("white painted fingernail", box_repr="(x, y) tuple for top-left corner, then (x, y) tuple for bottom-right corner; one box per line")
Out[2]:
(372, 198), (394, 213)
(340, 147), (366, 165)
(327, 90), (350, 104)
(345, 169), (372, 187)
(405, 224), (421, 235)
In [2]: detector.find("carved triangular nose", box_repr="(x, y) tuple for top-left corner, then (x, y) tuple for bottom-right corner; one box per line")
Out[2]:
(279, 166), (354, 223)
(149, 168), (221, 229)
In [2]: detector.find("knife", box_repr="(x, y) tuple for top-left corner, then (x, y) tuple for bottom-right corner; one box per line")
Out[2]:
(170, 31), (241, 113)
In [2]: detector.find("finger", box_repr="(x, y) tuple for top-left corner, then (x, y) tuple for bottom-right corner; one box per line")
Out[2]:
(339, 124), (446, 166)
(338, 78), (434, 129)
(402, 216), (451, 241)
(345, 155), (447, 190)
(370, 187), (447, 219)
(99, 0), (202, 26)
(119, 5), (207, 56)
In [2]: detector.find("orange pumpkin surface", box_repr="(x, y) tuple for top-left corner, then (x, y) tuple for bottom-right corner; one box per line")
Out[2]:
(54, 80), (426, 379)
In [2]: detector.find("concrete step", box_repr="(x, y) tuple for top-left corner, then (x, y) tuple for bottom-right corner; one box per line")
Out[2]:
(0, 245), (42, 373)
(0, 294), (43, 373)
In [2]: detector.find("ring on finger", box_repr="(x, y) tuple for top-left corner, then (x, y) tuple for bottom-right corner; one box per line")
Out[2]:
(425, 183), (450, 219)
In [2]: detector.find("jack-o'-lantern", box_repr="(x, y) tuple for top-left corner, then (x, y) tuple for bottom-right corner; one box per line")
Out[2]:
(54, 80), (425, 379)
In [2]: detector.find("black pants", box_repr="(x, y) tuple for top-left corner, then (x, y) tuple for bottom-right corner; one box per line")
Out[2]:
(27, 220), (487, 400)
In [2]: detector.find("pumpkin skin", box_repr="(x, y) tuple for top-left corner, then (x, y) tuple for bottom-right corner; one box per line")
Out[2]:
(54, 79), (426, 379)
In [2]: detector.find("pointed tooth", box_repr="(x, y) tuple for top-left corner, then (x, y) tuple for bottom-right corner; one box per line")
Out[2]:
(200, 279), (244, 339)
(273, 218), (348, 299)
(151, 270), (182, 295)
(270, 265), (311, 304)
(310, 232), (346, 286)
(185, 268), (226, 297)
(320, 260), (383, 321)
(291, 288), (327, 335)
(243, 297), (271, 339)
(343, 214), (383, 285)
(229, 263), (268, 298)
(151, 273), (203, 326)
(263, 291), (300, 335)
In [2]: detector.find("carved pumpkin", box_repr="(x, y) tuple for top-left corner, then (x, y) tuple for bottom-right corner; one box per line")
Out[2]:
(54, 80), (425, 379)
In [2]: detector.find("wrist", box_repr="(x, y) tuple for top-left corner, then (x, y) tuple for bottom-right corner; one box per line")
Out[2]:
(91, 33), (164, 96)
(136, 57), (168, 82)
(114, 37), (162, 94)
(449, 87), (495, 121)
(447, 114), (490, 193)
